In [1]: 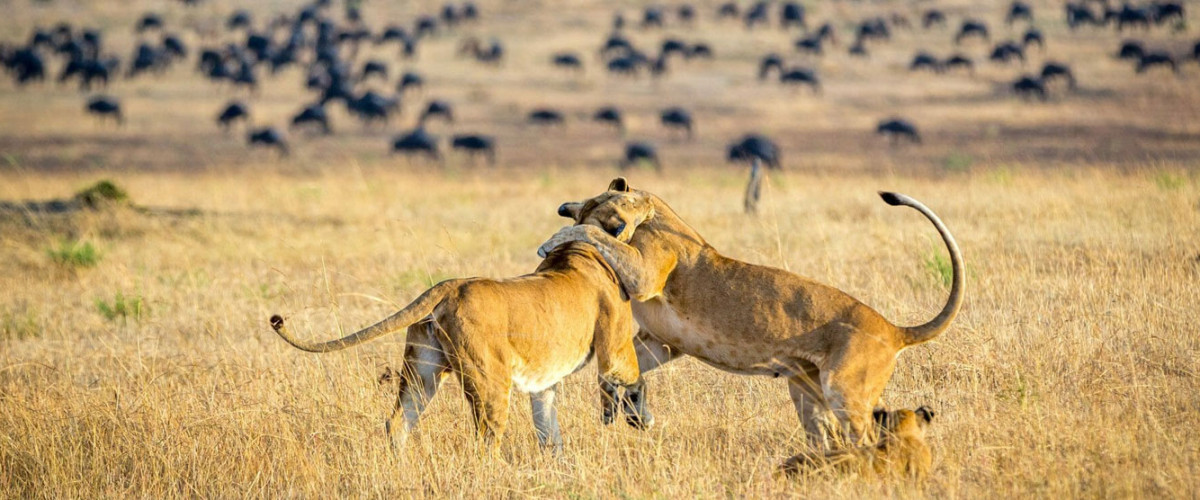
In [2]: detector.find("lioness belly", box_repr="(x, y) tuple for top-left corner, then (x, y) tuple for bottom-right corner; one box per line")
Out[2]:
(634, 299), (795, 376)
(510, 346), (593, 394)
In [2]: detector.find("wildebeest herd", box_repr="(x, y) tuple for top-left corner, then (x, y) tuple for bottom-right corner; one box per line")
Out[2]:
(0, 0), (1194, 170)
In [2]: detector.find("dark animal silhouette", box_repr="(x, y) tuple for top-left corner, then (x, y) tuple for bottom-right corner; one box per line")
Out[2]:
(727, 134), (781, 169)
(593, 106), (624, 133)
(528, 109), (565, 126)
(451, 134), (496, 165)
(923, 10), (947, 29)
(779, 67), (820, 93)
(398, 71), (424, 93)
(1067, 3), (1102, 29)
(392, 128), (440, 160)
(86, 95), (123, 124)
(944, 54), (974, 73)
(1013, 76), (1047, 100)
(795, 35), (823, 55)
(136, 13), (164, 33)
(1152, 2), (1184, 25)
(248, 127), (289, 156)
(660, 107), (693, 139)
(347, 91), (399, 124)
(1007, 1), (1034, 25)
(781, 2), (806, 30)
(718, 2), (740, 19)
(291, 104), (332, 134)
(759, 53), (784, 81)
(1117, 6), (1152, 31)
(227, 10), (252, 30)
(1023, 29), (1044, 50)
(1136, 52), (1177, 74)
(1118, 40), (1145, 60)
(419, 99), (454, 124)
(1040, 62), (1076, 89)
(552, 52), (583, 71)
(989, 42), (1025, 64)
(642, 7), (665, 29)
(217, 101), (249, 129)
(956, 20), (990, 44)
(360, 60), (388, 81)
(910, 52), (943, 72)
(621, 142), (660, 171)
(877, 118), (921, 144)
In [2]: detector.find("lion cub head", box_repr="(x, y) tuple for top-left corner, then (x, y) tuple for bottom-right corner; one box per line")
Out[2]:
(556, 177), (655, 243)
(778, 406), (935, 480)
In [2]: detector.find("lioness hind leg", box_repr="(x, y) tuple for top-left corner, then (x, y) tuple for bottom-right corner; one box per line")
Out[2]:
(458, 368), (512, 454)
(387, 322), (449, 450)
(529, 384), (563, 454)
(787, 362), (837, 451)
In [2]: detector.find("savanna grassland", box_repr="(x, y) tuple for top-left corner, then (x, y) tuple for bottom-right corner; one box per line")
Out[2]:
(1, 0), (1200, 498)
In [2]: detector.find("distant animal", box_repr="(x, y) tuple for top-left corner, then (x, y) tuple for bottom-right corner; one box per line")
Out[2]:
(688, 43), (713, 59)
(779, 407), (936, 479)
(727, 134), (781, 169)
(660, 107), (694, 139)
(1117, 5), (1152, 31)
(247, 127), (289, 156)
(419, 99), (454, 124)
(910, 52), (943, 73)
(1066, 2), (1102, 29)
(348, 91), (399, 124)
(360, 60), (388, 81)
(779, 68), (821, 93)
(621, 142), (661, 171)
(781, 2), (806, 30)
(86, 95), (123, 124)
(717, 2), (740, 19)
(135, 13), (164, 33)
(1117, 40), (1145, 60)
(593, 106), (624, 133)
(552, 52), (583, 71)
(459, 37), (504, 65)
(759, 53), (785, 81)
(678, 4), (696, 24)
(989, 42), (1025, 64)
(398, 71), (424, 93)
(451, 134), (496, 165)
(1040, 62), (1076, 89)
(955, 20), (990, 44)
(217, 101), (249, 129)
(1013, 76), (1047, 100)
(1152, 2), (1184, 25)
(642, 6), (665, 29)
(1007, 1), (1034, 25)
(1136, 52), (1177, 74)
(944, 54), (974, 73)
(227, 10), (252, 30)
(391, 128), (440, 160)
(528, 109), (565, 126)
(1022, 29), (1044, 50)
(922, 9), (947, 29)
(290, 104), (332, 134)
(795, 35), (823, 55)
(877, 118), (921, 144)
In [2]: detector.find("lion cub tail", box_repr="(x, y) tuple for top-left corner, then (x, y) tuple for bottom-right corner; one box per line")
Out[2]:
(268, 279), (468, 353)
(880, 192), (965, 346)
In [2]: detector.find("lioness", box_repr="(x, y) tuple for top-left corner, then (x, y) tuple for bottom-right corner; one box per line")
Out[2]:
(778, 406), (936, 479)
(538, 178), (963, 448)
(268, 240), (653, 453)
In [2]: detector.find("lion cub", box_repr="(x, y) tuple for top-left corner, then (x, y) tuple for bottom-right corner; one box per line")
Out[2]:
(268, 237), (654, 453)
(778, 406), (935, 479)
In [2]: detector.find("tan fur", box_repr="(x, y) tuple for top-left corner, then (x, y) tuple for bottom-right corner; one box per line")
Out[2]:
(539, 178), (964, 448)
(778, 406), (935, 479)
(268, 241), (642, 453)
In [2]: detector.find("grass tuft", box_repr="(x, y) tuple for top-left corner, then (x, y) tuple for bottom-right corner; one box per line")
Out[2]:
(95, 292), (146, 323)
(46, 239), (101, 269)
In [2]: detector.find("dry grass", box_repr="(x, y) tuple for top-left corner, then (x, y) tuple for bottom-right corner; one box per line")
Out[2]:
(2, 0), (1200, 497)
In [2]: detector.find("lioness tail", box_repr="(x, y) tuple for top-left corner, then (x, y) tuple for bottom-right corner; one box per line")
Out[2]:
(879, 192), (965, 346)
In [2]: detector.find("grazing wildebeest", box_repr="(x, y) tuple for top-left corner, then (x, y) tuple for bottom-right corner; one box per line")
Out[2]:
(759, 53), (784, 80)
(217, 101), (249, 129)
(779, 67), (820, 93)
(248, 127), (289, 156)
(606, 54), (644, 76)
(1066, 2), (1100, 29)
(162, 34), (187, 60)
(1152, 2), (1184, 25)
(660, 107), (693, 139)
(688, 43), (713, 59)
(459, 37), (504, 65)
(59, 57), (115, 90)
(127, 43), (167, 78)
(593, 106), (624, 133)
(678, 4), (695, 24)
(1136, 52), (1177, 74)
(848, 41), (868, 57)
(781, 2), (806, 30)
(621, 142), (660, 171)
(910, 51), (943, 73)
(291, 104), (332, 134)
(398, 71), (424, 93)
(1023, 29), (1044, 50)
(795, 35), (823, 55)
(727, 134), (781, 169)
(955, 20), (990, 44)
(86, 95), (123, 124)
(1118, 40), (1145, 60)
(923, 9), (947, 29)
(718, 2), (739, 19)
(392, 128), (440, 161)
(642, 6), (665, 28)
(552, 52), (583, 72)
(857, 18), (891, 43)
(1013, 76), (1047, 100)
(227, 10), (252, 30)
(415, 16), (439, 38)
(528, 109), (565, 126)
(360, 60), (388, 81)
(6, 48), (46, 86)
(451, 134), (496, 165)
(744, 1), (770, 29)
(1117, 5), (1152, 31)
(1040, 62), (1076, 89)
(944, 54), (974, 73)
(661, 39), (689, 59)
(348, 91), (400, 124)
(989, 42), (1025, 64)
(1007, 1), (1034, 25)
(136, 13), (164, 33)
(419, 99), (454, 124)
(877, 118), (921, 144)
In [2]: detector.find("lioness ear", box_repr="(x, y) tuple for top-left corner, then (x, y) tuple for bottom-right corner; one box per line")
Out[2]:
(557, 202), (583, 219)
(915, 406), (935, 424)
(608, 177), (630, 192)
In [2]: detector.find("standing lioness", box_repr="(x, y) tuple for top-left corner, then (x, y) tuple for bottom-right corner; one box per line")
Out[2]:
(538, 178), (964, 449)
(268, 239), (653, 453)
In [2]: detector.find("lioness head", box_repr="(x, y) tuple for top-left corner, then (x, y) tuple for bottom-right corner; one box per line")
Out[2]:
(556, 177), (655, 242)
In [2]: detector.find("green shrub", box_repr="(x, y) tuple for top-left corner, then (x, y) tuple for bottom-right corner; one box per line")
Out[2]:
(47, 240), (101, 269)
(96, 293), (146, 323)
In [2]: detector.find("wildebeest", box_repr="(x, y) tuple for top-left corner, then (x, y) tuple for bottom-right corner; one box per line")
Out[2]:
(989, 42), (1025, 64)
(1117, 40), (1145, 60)
(718, 2), (739, 19)
(621, 141), (660, 171)
(217, 101), (249, 129)
(1013, 76), (1047, 100)
(795, 35), (823, 55)
(848, 41), (868, 57)
(688, 43), (713, 59)
(877, 118), (921, 144)
(678, 4), (695, 24)
(459, 37), (503, 65)
(451, 134), (496, 165)
(135, 13), (164, 33)
(86, 95), (123, 124)
(1066, 2), (1102, 29)
(922, 9), (947, 29)
(227, 10), (252, 30)
(1117, 5), (1152, 31)
(1040, 62), (1076, 89)
(419, 99), (454, 124)
(528, 108), (565, 126)
(744, 1), (770, 29)
(781, 2), (806, 30)
(1152, 2), (1184, 25)
(944, 54), (974, 73)
(759, 53), (784, 81)
(552, 52), (583, 72)
(360, 60), (388, 81)
(1007, 1), (1034, 25)
(955, 20), (990, 44)
(779, 67), (820, 93)
(392, 128), (440, 161)
(398, 71), (424, 93)
(593, 106), (623, 133)
(290, 104), (332, 134)
(910, 51), (943, 73)
(1023, 29), (1044, 50)
(1136, 52), (1177, 74)
(660, 107), (693, 139)
(642, 6), (665, 29)
(248, 127), (289, 156)
(727, 134), (781, 169)
(348, 91), (400, 124)
(58, 57), (115, 90)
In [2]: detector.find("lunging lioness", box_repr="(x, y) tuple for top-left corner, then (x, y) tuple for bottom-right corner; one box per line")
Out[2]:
(778, 406), (936, 479)
(268, 237), (655, 453)
(538, 178), (964, 448)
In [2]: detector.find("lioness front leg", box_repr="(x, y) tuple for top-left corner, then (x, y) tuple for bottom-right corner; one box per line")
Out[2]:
(538, 225), (673, 302)
(529, 385), (563, 454)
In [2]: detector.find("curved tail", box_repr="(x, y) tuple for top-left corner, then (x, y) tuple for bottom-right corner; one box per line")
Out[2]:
(879, 192), (965, 346)
(268, 279), (467, 353)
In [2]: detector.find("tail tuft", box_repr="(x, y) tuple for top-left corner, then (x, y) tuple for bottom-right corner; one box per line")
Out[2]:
(270, 314), (285, 331)
(879, 191), (904, 206)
